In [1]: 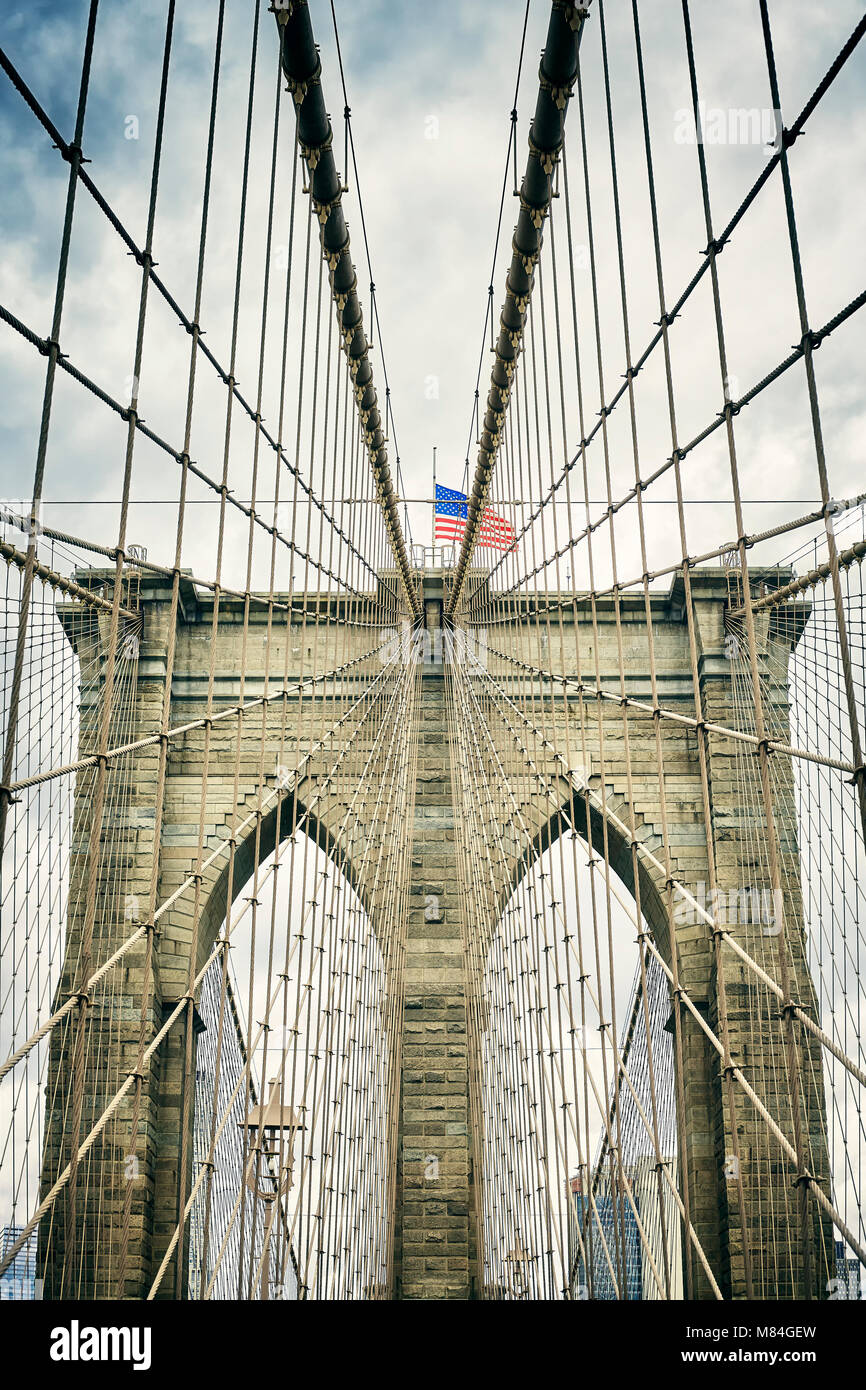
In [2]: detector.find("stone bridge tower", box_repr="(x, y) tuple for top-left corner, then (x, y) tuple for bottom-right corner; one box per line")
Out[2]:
(40, 565), (829, 1300)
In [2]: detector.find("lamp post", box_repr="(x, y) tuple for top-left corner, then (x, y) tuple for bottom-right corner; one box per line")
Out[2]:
(239, 1079), (304, 1300)
(504, 1242), (532, 1299)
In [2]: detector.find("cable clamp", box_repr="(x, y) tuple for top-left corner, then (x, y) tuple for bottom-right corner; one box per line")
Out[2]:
(538, 62), (576, 110)
(284, 55), (322, 105)
(779, 998), (803, 1021)
(38, 336), (63, 361)
(717, 397), (741, 421)
(512, 238), (540, 278)
(58, 140), (88, 166)
(299, 130), (333, 171)
(129, 247), (155, 271)
(517, 188), (548, 229)
(527, 130), (562, 175)
(703, 234), (729, 258)
(313, 195), (339, 228)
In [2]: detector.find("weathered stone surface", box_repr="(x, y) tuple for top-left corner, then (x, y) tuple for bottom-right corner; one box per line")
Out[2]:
(41, 568), (829, 1300)
(393, 666), (477, 1299)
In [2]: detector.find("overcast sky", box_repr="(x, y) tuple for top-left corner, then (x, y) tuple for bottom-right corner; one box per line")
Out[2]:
(0, 0), (864, 595)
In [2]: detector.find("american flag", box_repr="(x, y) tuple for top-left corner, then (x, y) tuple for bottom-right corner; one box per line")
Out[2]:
(434, 484), (516, 551)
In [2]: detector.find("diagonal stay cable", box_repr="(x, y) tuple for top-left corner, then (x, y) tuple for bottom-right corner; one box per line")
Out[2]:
(0, 41), (384, 599)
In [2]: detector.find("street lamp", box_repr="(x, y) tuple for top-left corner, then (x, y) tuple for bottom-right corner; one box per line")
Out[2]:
(239, 1079), (305, 1300)
(504, 1242), (532, 1299)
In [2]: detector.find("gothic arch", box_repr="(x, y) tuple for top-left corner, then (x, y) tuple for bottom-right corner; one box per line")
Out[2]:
(501, 777), (675, 970)
(193, 782), (370, 980)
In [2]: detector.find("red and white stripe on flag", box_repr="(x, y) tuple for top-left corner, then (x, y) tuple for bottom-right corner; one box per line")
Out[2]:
(477, 506), (516, 550)
(433, 515), (465, 542)
(434, 507), (515, 551)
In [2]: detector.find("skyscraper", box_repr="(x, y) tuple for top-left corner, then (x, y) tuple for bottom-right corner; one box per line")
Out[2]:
(566, 1173), (642, 1301)
(0, 1225), (38, 1300)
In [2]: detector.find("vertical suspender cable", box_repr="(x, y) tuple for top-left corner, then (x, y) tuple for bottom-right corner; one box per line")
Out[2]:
(446, 0), (590, 618)
(272, 0), (420, 624)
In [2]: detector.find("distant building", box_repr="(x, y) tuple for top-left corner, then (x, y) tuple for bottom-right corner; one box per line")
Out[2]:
(566, 1158), (682, 1300)
(567, 1173), (642, 1300)
(628, 1154), (683, 1300)
(188, 958), (299, 1301)
(0, 1225), (38, 1300)
(833, 1241), (862, 1300)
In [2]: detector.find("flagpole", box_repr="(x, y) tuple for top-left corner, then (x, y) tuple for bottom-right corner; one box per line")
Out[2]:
(431, 445), (437, 555)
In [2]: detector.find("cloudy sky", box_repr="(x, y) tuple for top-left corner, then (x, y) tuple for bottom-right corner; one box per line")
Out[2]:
(1, 0), (864, 1270)
(0, 0), (864, 595)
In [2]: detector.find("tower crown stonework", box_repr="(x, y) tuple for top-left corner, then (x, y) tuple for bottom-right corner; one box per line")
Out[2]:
(40, 565), (828, 1300)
